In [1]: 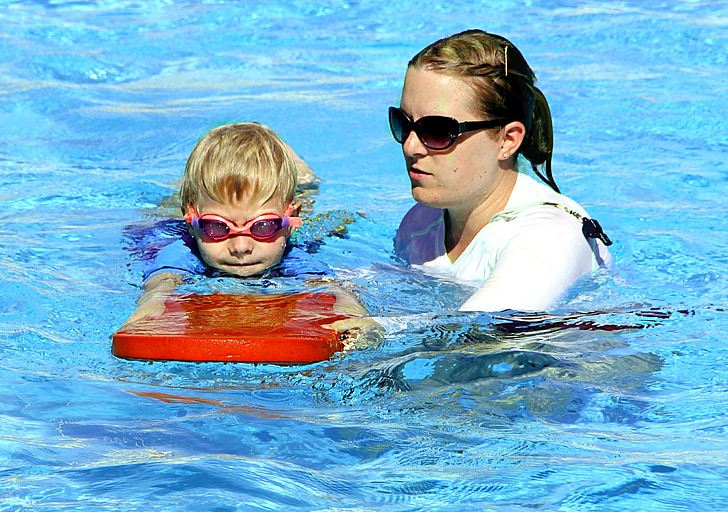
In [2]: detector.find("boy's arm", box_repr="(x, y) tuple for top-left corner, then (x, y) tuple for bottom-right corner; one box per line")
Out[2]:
(121, 271), (184, 327)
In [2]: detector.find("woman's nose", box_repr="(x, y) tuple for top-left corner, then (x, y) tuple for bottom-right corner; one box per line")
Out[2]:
(402, 130), (427, 156)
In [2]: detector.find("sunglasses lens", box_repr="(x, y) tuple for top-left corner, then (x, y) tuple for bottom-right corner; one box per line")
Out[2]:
(389, 107), (409, 144)
(198, 219), (230, 239)
(417, 117), (456, 150)
(389, 108), (457, 150)
(250, 218), (283, 239)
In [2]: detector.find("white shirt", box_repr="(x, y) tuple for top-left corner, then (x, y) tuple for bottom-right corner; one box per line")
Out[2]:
(394, 173), (612, 312)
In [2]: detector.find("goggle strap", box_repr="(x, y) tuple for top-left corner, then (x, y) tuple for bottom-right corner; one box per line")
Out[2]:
(284, 204), (303, 229)
(183, 206), (196, 224)
(185, 204), (302, 229)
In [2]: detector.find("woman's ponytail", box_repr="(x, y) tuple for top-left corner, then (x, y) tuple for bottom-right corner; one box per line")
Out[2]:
(520, 87), (559, 193)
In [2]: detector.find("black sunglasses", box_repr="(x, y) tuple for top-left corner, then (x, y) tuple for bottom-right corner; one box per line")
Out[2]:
(388, 106), (508, 150)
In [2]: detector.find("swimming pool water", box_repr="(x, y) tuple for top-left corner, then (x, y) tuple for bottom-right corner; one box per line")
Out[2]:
(1, 1), (727, 510)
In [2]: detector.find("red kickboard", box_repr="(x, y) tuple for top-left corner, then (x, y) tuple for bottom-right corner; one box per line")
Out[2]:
(112, 292), (347, 364)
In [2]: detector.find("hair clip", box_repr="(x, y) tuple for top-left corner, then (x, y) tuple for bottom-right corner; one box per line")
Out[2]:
(504, 45), (509, 76)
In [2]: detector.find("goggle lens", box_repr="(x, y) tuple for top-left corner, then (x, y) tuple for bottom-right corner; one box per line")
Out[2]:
(196, 219), (225, 239)
(184, 204), (302, 242)
(196, 217), (284, 241)
(249, 218), (283, 239)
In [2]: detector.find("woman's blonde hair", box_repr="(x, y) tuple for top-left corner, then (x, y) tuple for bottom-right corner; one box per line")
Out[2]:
(179, 122), (297, 213)
(409, 29), (559, 192)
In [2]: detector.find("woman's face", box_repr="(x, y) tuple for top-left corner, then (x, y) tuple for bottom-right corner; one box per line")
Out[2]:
(191, 193), (289, 277)
(398, 66), (508, 213)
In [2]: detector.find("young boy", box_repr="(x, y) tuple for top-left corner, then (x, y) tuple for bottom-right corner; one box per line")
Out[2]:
(124, 122), (368, 328)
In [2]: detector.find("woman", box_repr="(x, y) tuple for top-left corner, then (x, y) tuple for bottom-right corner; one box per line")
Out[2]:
(391, 30), (612, 312)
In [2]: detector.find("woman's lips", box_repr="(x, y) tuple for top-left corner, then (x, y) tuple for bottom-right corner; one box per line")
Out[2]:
(408, 166), (431, 180)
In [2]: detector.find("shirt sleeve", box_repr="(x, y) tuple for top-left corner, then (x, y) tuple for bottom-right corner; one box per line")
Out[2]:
(277, 246), (335, 278)
(143, 238), (207, 280)
(394, 204), (446, 264)
(460, 206), (597, 312)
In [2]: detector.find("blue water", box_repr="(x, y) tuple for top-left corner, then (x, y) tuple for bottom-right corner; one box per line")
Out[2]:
(2, 1), (727, 510)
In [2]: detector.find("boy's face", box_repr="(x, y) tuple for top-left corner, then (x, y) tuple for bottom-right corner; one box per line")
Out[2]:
(191, 193), (290, 277)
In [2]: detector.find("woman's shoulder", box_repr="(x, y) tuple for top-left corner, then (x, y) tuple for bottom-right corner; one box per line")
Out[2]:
(498, 173), (612, 267)
(508, 173), (588, 215)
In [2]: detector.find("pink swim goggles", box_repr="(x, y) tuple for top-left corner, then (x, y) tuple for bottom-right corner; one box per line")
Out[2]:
(184, 204), (302, 241)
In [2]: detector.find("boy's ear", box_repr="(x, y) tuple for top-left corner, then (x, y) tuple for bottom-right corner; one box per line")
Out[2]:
(291, 200), (302, 217)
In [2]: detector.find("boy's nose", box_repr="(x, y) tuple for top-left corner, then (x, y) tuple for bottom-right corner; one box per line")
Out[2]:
(227, 234), (254, 257)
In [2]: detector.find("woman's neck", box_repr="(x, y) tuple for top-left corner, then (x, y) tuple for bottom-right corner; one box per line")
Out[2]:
(444, 170), (518, 261)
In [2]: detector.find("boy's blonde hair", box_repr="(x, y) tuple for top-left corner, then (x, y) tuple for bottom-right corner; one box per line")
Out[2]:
(179, 122), (297, 213)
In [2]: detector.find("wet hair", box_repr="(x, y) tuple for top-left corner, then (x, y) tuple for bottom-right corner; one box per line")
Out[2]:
(179, 122), (297, 213)
(408, 29), (559, 192)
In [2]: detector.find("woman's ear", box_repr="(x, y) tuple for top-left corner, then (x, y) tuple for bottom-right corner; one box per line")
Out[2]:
(499, 121), (526, 159)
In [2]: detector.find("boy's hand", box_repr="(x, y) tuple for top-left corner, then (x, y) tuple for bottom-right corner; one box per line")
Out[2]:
(307, 276), (382, 350)
(325, 316), (384, 351)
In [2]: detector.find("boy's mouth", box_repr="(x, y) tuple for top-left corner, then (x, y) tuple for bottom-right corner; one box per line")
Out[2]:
(225, 261), (257, 268)
(221, 261), (266, 278)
